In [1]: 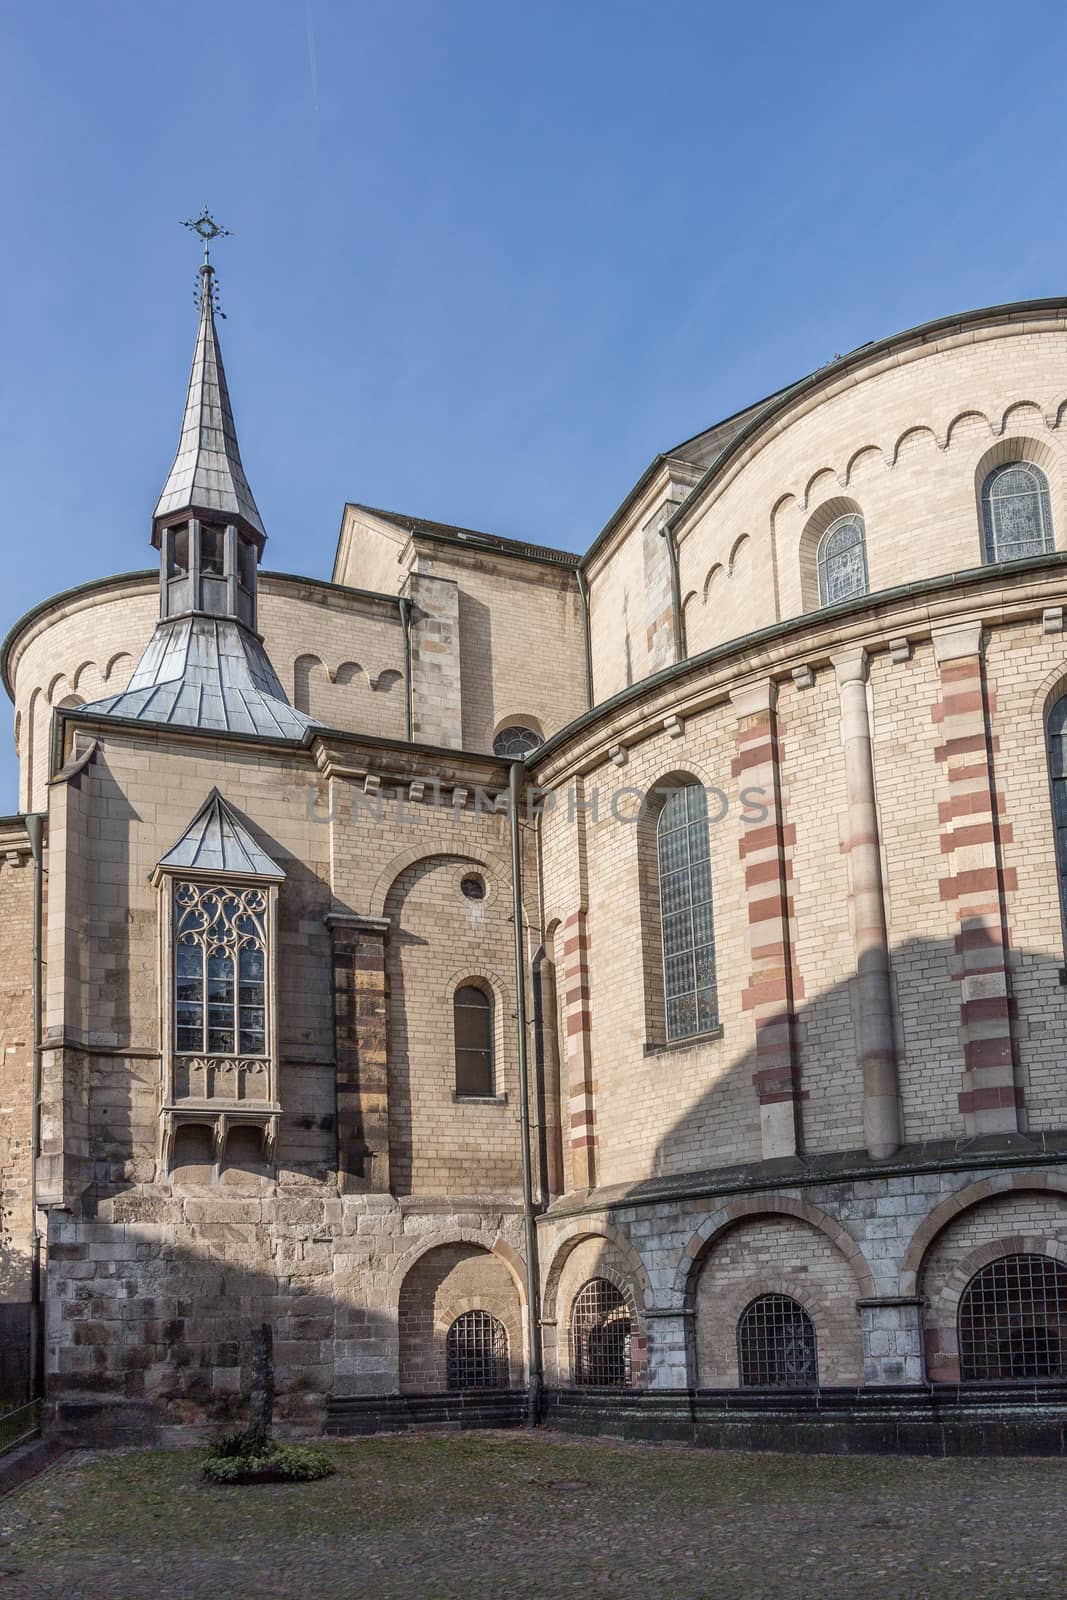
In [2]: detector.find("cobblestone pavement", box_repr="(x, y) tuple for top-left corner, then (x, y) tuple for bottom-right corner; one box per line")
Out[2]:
(0, 1432), (1063, 1599)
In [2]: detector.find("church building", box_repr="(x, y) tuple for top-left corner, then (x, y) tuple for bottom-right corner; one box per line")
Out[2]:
(2, 239), (1067, 1451)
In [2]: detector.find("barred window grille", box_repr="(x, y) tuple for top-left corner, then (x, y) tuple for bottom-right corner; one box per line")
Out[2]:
(737, 1294), (818, 1388)
(173, 881), (268, 1057)
(958, 1254), (1067, 1382)
(446, 1311), (509, 1390)
(571, 1278), (632, 1386)
(817, 514), (869, 606)
(982, 462), (1054, 564)
(657, 785), (716, 1041)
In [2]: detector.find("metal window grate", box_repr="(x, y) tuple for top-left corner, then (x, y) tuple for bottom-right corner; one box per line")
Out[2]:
(737, 1294), (818, 1388)
(446, 1310), (509, 1390)
(958, 1253), (1067, 1382)
(571, 1278), (632, 1387)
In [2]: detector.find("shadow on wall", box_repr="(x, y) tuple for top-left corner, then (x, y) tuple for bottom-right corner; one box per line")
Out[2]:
(563, 924), (1067, 1390)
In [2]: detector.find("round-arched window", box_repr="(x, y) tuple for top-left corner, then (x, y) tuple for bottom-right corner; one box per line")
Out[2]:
(737, 1294), (818, 1388)
(981, 462), (1054, 564)
(571, 1278), (632, 1387)
(657, 784), (716, 1041)
(454, 984), (493, 1097)
(817, 514), (869, 606)
(493, 725), (542, 757)
(958, 1253), (1067, 1381)
(446, 1310), (510, 1390)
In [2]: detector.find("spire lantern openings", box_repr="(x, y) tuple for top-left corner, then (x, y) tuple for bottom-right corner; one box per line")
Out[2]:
(153, 211), (266, 633)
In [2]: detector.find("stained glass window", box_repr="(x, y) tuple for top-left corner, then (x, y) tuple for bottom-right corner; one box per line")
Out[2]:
(657, 785), (716, 1041)
(173, 882), (268, 1058)
(1047, 696), (1067, 943)
(982, 462), (1054, 564)
(493, 725), (542, 757)
(817, 514), (869, 605)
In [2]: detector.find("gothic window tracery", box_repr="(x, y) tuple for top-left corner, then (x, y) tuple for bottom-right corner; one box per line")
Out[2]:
(173, 881), (269, 1058)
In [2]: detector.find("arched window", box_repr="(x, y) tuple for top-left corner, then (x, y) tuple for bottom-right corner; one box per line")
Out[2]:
(817, 514), (869, 605)
(493, 724), (542, 757)
(737, 1294), (818, 1388)
(571, 1278), (632, 1386)
(1046, 696), (1067, 942)
(454, 984), (493, 1096)
(982, 462), (1054, 564)
(446, 1311), (509, 1390)
(958, 1253), (1067, 1381)
(657, 785), (716, 1041)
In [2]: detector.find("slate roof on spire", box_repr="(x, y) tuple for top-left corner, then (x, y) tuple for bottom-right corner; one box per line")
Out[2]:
(152, 265), (267, 543)
(80, 614), (315, 738)
(157, 788), (284, 878)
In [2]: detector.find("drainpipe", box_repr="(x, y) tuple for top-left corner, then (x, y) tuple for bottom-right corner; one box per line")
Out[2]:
(508, 759), (542, 1426)
(398, 597), (413, 742)
(660, 518), (686, 662)
(25, 810), (45, 1403)
(574, 570), (594, 710)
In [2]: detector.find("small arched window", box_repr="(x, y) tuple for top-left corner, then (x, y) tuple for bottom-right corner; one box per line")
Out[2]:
(493, 724), (542, 757)
(817, 514), (869, 605)
(1046, 696), (1067, 943)
(454, 984), (493, 1096)
(958, 1253), (1067, 1381)
(657, 785), (716, 1041)
(982, 462), (1054, 564)
(446, 1310), (509, 1390)
(737, 1294), (818, 1388)
(571, 1278), (632, 1387)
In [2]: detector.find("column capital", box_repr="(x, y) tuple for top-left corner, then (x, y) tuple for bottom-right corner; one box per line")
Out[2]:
(830, 644), (870, 686)
(931, 621), (985, 664)
(729, 677), (777, 719)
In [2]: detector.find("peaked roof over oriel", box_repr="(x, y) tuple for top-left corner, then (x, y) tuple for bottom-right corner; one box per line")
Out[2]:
(152, 261), (266, 545)
(157, 788), (284, 878)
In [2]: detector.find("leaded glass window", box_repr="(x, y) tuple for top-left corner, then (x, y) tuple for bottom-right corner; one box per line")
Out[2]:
(958, 1254), (1067, 1381)
(174, 882), (268, 1057)
(982, 462), (1054, 564)
(657, 785), (716, 1041)
(1047, 696), (1067, 946)
(817, 514), (869, 605)
(446, 1311), (509, 1389)
(454, 984), (493, 1096)
(571, 1278), (632, 1386)
(737, 1295), (818, 1388)
(493, 724), (542, 757)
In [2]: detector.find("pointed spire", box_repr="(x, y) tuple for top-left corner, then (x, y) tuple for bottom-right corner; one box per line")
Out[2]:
(152, 224), (266, 548)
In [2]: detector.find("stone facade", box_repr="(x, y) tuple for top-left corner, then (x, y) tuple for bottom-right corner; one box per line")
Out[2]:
(2, 293), (1067, 1451)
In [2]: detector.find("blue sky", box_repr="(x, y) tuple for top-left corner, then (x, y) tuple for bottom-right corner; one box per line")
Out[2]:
(1, 0), (1067, 803)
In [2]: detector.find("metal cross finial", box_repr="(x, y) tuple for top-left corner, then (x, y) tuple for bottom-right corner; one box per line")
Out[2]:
(182, 207), (232, 267)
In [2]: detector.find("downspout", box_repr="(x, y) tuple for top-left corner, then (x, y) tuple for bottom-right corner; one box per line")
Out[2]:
(398, 597), (413, 742)
(660, 518), (686, 663)
(508, 759), (542, 1426)
(25, 810), (45, 1403)
(575, 570), (594, 710)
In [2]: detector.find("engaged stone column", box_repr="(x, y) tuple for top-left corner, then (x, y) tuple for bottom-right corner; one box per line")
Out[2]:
(931, 623), (1020, 1135)
(731, 679), (803, 1160)
(858, 1297), (924, 1385)
(832, 648), (902, 1159)
(327, 912), (391, 1192)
